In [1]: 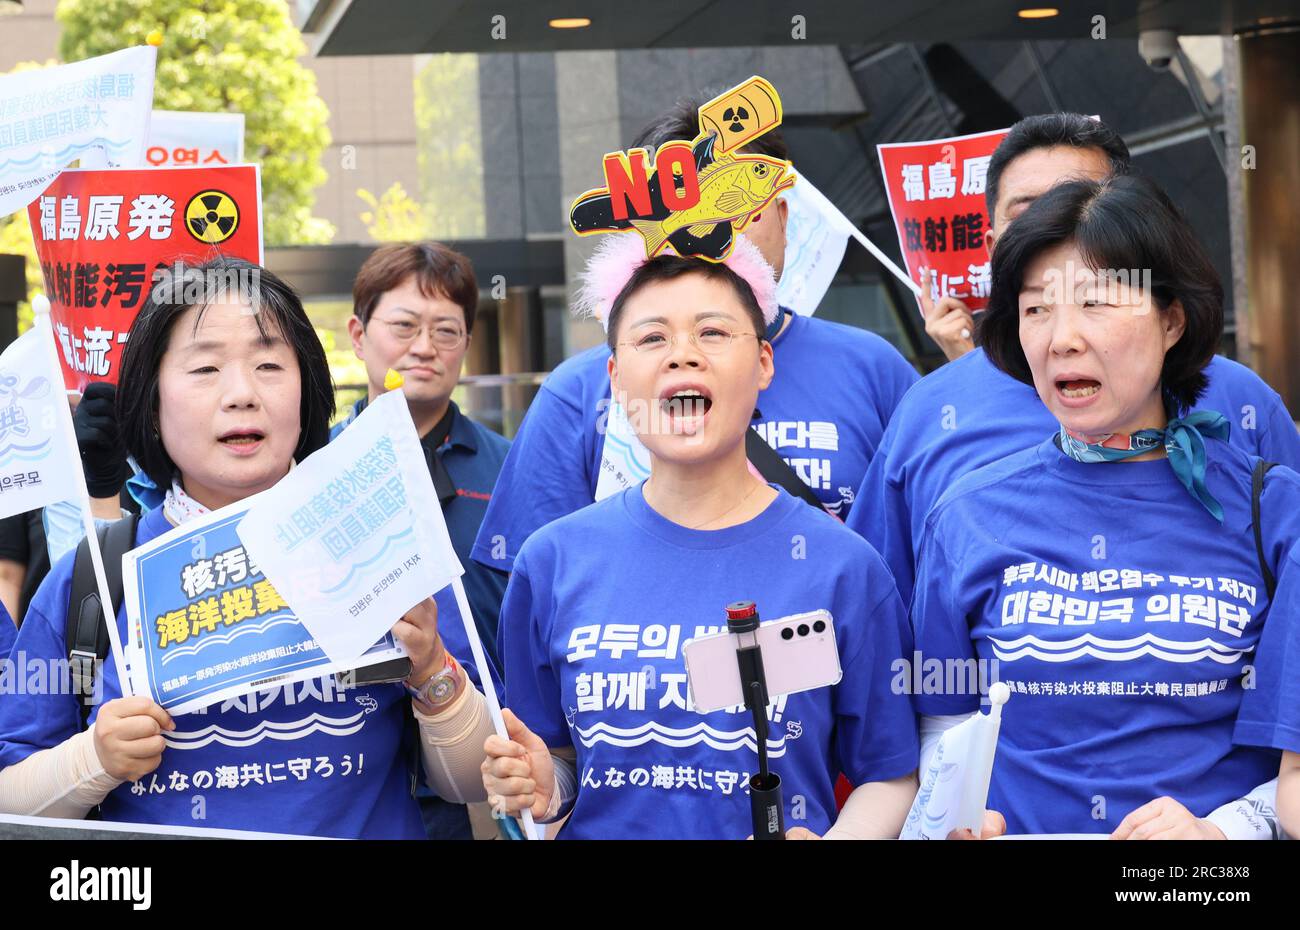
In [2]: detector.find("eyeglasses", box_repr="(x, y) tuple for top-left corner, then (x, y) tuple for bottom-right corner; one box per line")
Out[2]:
(371, 316), (466, 350)
(617, 325), (760, 356)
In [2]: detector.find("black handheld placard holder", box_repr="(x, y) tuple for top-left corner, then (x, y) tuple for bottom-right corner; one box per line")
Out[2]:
(726, 600), (784, 840)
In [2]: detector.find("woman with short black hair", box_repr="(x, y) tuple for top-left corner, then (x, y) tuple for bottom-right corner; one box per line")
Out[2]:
(481, 237), (921, 839)
(0, 257), (496, 837)
(913, 175), (1300, 838)
(116, 256), (336, 498)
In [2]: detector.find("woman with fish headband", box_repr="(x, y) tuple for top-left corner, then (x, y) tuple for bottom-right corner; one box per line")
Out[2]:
(480, 229), (922, 839)
(472, 93), (920, 587)
(0, 257), (497, 838)
(913, 174), (1300, 839)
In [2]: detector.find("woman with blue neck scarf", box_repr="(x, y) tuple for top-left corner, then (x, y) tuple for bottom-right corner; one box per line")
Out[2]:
(911, 174), (1300, 838)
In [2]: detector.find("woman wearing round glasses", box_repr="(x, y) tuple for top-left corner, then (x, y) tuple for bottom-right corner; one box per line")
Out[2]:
(480, 237), (920, 839)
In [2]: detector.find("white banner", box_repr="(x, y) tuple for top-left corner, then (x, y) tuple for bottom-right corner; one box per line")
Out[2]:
(146, 109), (244, 168)
(0, 46), (156, 217)
(777, 171), (850, 316)
(595, 394), (653, 502)
(236, 389), (463, 667)
(0, 322), (81, 520)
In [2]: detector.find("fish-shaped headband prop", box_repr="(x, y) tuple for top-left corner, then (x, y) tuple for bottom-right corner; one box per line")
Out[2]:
(569, 76), (790, 331)
(568, 77), (793, 330)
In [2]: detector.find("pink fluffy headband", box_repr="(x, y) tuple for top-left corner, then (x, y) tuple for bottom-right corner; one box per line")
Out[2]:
(574, 233), (779, 332)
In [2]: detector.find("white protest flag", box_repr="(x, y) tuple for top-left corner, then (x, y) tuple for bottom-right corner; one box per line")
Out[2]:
(0, 45), (156, 217)
(237, 387), (541, 838)
(900, 682), (1009, 839)
(0, 310), (82, 518)
(14, 295), (132, 689)
(0, 305), (82, 522)
(236, 389), (461, 666)
(779, 170), (922, 303)
(594, 394), (652, 502)
(777, 171), (850, 316)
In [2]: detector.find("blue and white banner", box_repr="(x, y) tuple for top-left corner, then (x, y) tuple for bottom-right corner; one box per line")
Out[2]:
(0, 321), (80, 520)
(146, 109), (244, 168)
(777, 171), (851, 317)
(0, 46), (156, 218)
(594, 394), (652, 503)
(236, 389), (463, 667)
(122, 497), (406, 715)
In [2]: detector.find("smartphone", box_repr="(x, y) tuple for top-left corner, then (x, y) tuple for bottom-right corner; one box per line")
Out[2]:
(682, 609), (841, 713)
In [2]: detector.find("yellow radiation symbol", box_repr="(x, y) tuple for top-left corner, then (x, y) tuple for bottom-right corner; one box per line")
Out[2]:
(184, 189), (240, 243)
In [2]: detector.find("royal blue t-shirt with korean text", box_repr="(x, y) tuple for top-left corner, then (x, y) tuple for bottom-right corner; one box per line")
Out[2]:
(910, 436), (1298, 835)
(499, 484), (919, 840)
(0, 505), (495, 838)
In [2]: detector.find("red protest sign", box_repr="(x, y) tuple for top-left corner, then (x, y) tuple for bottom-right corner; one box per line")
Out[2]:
(26, 164), (262, 391)
(877, 127), (1007, 313)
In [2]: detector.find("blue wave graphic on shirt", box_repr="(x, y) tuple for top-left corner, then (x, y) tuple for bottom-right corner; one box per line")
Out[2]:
(0, 137), (131, 171)
(163, 711), (365, 750)
(319, 526), (415, 595)
(574, 720), (789, 756)
(158, 612), (298, 666)
(989, 632), (1245, 664)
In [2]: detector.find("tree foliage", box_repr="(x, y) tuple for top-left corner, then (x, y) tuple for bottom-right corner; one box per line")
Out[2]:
(57, 0), (334, 245)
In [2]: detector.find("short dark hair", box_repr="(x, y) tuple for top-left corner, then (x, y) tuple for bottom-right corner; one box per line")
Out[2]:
(980, 174), (1223, 414)
(118, 255), (335, 492)
(606, 255), (767, 352)
(986, 113), (1131, 223)
(631, 93), (789, 161)
(352, 242), (479, 333)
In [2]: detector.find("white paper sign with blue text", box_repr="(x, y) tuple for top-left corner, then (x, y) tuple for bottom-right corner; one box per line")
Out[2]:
(0, 46), (156, 217)
(235, 390), (463, 667)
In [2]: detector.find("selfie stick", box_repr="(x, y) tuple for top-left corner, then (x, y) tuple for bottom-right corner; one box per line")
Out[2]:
(726, 600), (783, 840)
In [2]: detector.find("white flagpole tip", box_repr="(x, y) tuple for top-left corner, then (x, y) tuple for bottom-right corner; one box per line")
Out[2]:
(988, 681), (1010, 706)
(31, 293), (51, 316)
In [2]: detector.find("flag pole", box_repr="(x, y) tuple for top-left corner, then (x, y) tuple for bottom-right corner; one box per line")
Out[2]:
(31, 294), (132, 699)
(447, 573), (540, 840)
(383, 371), (540, 839)
(848, 225), (923, 297)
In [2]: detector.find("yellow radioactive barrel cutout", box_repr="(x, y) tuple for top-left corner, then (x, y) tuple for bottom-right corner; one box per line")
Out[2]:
(185, 189), (240, 244)
(697, 76), (783, 155)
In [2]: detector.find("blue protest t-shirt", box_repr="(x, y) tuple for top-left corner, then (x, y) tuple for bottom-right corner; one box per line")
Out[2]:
(0, 506), (493, 839)
(1236, 542), (1300, 755)
(472, 311), (918, 571)
(847, 348), (1300, 604)
(499, 484), (919, 840)
(910, 435), (1298, 835)
(0, 602), (15, 660)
